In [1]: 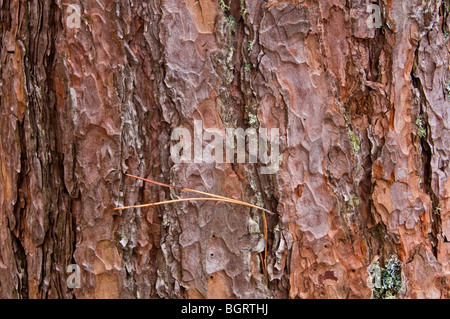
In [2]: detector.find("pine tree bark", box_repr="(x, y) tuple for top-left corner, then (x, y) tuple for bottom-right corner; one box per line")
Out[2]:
(0, 0), (449, 299)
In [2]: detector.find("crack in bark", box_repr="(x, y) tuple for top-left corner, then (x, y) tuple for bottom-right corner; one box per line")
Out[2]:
(411, 45), (442, 259)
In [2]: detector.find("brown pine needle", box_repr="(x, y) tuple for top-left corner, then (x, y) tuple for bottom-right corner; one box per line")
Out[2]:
(116, 174), (273, 280)
(126, 174), (227, 200)
(120, 174), (274, 215)
(262, 209), (268, 280)
(115, 197), (269, 212)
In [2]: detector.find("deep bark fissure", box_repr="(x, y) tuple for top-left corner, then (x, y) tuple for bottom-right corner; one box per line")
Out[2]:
(411, 48), (442, 259)
(11, 99), (29, 299)
(10, 229), (28, 299)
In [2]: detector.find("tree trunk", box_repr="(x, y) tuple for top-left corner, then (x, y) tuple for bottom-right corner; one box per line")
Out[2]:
(0, 0), (449, 299)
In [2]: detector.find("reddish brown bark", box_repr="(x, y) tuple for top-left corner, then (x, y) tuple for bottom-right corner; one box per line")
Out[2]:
(0, 0), (449, 299)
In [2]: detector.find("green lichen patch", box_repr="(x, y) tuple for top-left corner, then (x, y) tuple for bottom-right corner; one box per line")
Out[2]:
(244, 105), (259, 127)
(247, 40), (253, 52)
(370, 258), (403, 299)
(240, 0), (248, 16)
(218, 0), (230, 11)
(416, 114), (427, 138)
(348, 128), (361, 154)
(248, 113), (258, 126)
(434, 204), (441, 216)
(226, 15), (236, 33)
(445, 76), (450, 98)
(349, 194), (360, 208)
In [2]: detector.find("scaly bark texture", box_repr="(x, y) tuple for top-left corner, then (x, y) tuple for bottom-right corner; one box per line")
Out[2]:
(0, 0), (449, 298)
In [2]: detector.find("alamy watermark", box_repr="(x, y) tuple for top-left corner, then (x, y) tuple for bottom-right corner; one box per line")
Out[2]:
(366, 4), (382, 29)
(66, 4), (81, 29)
(171, 120), (280, 174)
(64, 2), (381, 31)
(66, 264), (81, 289)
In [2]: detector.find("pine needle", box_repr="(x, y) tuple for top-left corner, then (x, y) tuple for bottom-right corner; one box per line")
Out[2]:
(117, 174), (274, 215)
(115, 197), (270, 212)
(115, 174), (273, 280)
